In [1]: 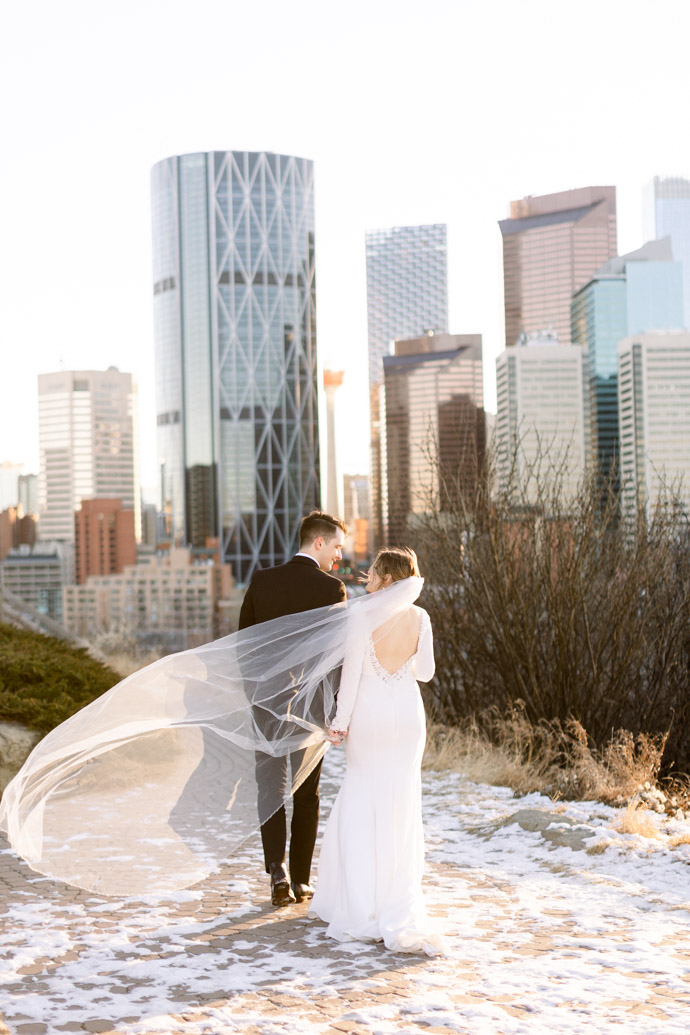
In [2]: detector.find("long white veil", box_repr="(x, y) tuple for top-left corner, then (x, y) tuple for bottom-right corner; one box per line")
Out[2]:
(0, 576), (423, 897)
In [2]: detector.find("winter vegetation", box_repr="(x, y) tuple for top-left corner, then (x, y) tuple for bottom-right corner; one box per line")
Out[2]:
(0, 623), (120, 734)
(3, 436), (690, 816)
(413, 438), (690, 808)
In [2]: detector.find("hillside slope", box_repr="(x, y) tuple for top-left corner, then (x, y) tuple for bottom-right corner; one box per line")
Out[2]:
(0, 623), (121, 734)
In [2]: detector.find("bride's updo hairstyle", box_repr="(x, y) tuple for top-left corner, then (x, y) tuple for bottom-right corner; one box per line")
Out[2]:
(371, 546), (420, 583)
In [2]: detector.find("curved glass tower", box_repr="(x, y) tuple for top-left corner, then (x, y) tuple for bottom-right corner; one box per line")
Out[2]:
(151, 151), (320, 583)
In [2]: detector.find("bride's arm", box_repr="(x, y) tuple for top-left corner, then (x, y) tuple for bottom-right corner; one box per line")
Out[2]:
(329, 618), (366, 737)
(413, 609), (435, 683)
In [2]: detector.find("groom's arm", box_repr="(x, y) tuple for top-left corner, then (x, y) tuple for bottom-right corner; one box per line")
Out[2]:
(328, 576), (347, 605)
(238, 578), (256, 630)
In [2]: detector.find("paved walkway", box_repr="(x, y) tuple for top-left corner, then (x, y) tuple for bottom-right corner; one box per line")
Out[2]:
(2, 752), (690, 1034)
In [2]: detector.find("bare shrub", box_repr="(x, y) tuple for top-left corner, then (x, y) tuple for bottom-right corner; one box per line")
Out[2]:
(411, 438), (690, 780)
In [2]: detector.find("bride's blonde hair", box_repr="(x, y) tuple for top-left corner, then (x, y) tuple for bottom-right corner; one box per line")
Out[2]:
(371, 546), (420, 583)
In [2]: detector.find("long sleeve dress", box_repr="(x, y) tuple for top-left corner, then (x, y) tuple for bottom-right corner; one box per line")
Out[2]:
(309, 606), (446, 955)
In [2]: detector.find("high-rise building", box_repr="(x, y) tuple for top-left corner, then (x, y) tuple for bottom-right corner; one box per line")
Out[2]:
(63, 546), (233, 649)
(38, 369), (140, 544)
(323, 370), (344, 519)
(74, 498), (137, 585)
(383, 333), (485, 543)
(618, 331), (690, 522)
(496, 332), (591, 502)
(151, 151), (320, 584)
(366, 224), (449, 384)
(0, 462), (23, 511)
(499, 187), (617, 347)
(571, 238), (684, 487)
(1, 542), (74, 622)
(644, 176), (690, 328)
(343, 473), (370, 562)
(365, 224), (449, 547)
(0, 507), (37, 562)
(18, 474), (39, 517)
(140, 503), (158, 552)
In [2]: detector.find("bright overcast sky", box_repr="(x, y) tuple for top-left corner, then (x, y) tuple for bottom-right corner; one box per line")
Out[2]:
(1, 0), (689, 498)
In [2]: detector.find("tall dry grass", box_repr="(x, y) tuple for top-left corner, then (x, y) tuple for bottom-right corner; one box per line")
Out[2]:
(422, 703), (671, 806)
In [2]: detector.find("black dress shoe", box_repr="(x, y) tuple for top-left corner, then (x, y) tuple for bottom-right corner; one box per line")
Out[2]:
(291, 881), (314, 903)
(269, 862), (296, 907)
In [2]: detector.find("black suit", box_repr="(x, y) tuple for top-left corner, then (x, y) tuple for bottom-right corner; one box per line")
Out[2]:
(239, 555), (346, 882)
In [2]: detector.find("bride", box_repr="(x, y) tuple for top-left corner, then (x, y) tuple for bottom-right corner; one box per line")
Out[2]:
(0, 545), (445, 955)
(310, 547), (445, 956)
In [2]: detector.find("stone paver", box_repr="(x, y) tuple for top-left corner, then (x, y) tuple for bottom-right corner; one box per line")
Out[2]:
(1, 755), (690, 1033)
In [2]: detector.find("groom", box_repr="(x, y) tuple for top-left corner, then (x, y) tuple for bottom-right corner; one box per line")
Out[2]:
(239, 510), (347, 906)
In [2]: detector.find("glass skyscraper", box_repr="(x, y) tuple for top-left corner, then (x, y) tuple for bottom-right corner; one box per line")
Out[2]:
(365, 224), (449, 384)
(644, 176), (690, 329)
(365, 224), (448, 548)
(571, 239), (683, 487)
(151, 151), (320, 583)
(499, 187), (617, 347)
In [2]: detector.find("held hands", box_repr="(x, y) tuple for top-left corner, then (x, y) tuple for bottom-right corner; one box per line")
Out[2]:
(327, 728), (347, 746)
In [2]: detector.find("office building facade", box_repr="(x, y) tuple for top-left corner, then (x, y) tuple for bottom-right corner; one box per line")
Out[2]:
(323, 369), (344, 519)
(63, 546), (233, 649)
(38, 369), (140, 543)
(496, 332), (591, 502)
(365, 224), (449, 547)
(0, 507), (37, 562)
(0, 462), (23, 512)
(644, 176), (690, 329)
(618, 331), (690, 522)
(499, 187), (617, 347)
(343, 473), (370, 562)
(366, 224), (449, 384)
(74, 498), (137, 585)
(1, 542), (74, 622)
(18, 474), (39, 517)
(571, 239), (684, 487)
(383, 333), (485, 542)
(152, 151), (320, 583)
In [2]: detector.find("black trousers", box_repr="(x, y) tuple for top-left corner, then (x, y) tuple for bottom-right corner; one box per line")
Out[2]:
(256, 750), (323, 884)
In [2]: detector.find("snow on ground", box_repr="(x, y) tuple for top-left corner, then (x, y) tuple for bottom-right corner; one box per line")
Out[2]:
(1, 747), (690, 1034)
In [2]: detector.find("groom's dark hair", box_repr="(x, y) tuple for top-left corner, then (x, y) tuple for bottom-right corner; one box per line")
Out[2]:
(300, 510), (347, 546)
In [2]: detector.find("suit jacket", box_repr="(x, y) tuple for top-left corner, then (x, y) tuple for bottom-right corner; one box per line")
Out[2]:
(238, 555), (346, 630)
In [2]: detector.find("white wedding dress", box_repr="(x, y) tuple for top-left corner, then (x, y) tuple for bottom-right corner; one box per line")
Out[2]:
(310, 606), (446, 955)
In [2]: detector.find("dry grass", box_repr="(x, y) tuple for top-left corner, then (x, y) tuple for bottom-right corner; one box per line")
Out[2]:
(611, 803), (690, 847)
(668, 832), (690, 848)
(615, 802), (663, 839)
(422, 703), (670, 806)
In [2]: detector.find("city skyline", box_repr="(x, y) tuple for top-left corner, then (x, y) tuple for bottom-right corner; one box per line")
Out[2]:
(1, 1), (688, 496)
(571, 238), (684, 488)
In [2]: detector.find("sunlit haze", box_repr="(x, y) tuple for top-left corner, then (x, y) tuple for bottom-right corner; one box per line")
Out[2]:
(1, 0), (687, 499)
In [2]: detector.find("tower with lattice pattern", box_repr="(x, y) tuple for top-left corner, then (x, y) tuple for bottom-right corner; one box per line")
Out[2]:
(151, 151), (320, 584)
